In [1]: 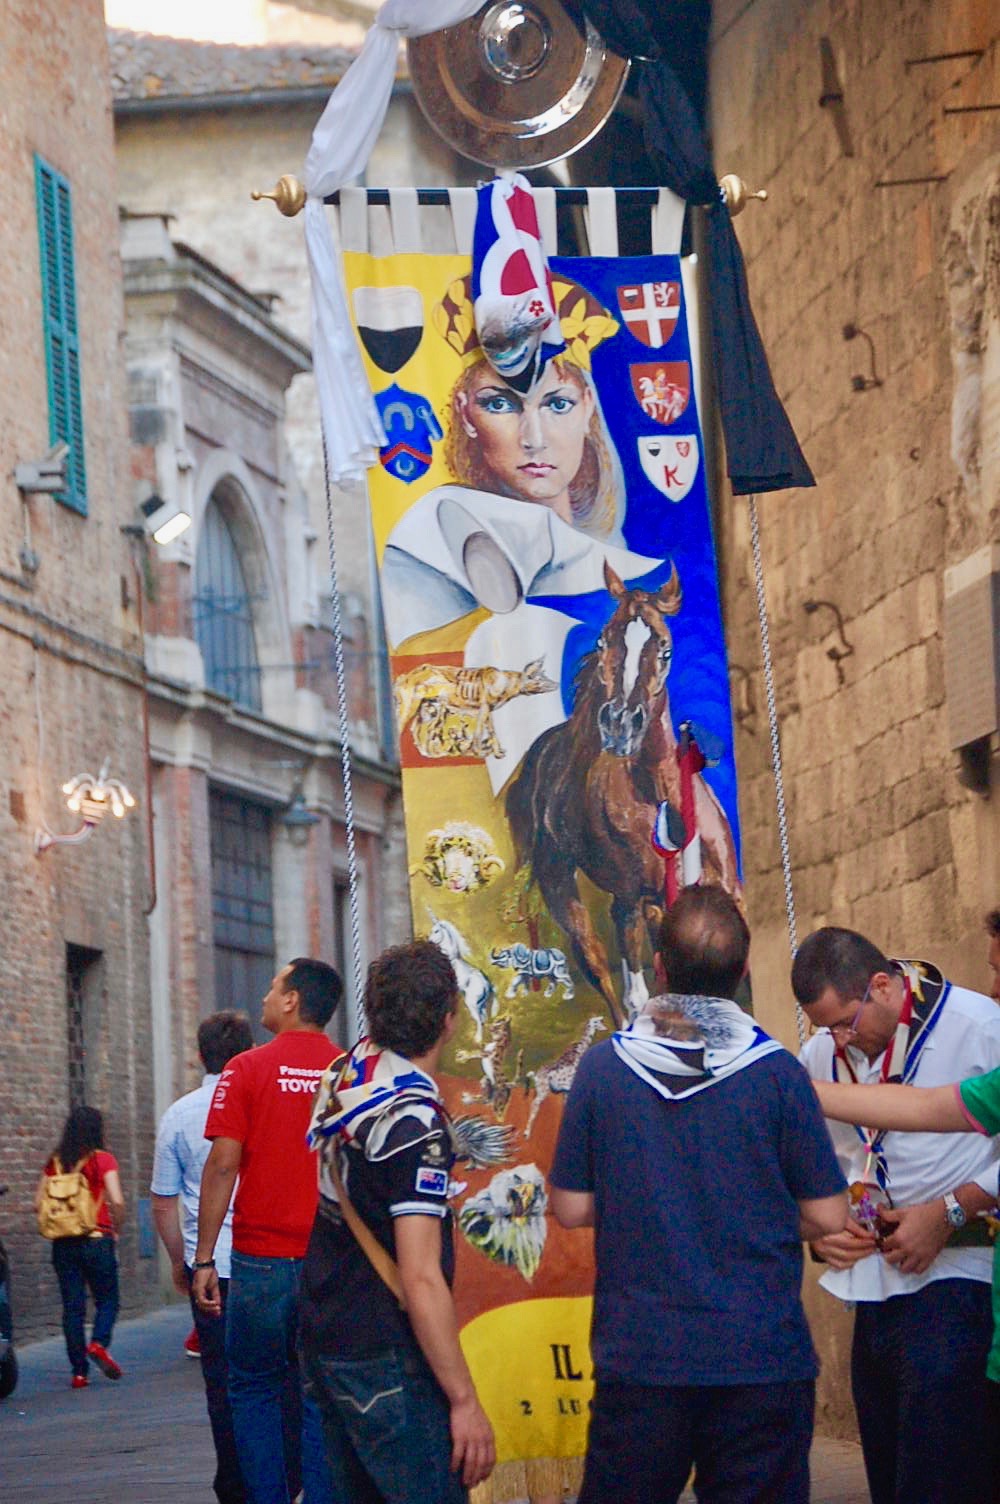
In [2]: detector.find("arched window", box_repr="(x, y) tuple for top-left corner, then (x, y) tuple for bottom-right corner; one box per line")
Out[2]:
(194, 493), (262, 711)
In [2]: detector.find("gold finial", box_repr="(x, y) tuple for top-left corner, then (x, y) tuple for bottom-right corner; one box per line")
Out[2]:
(719, 173), (769, 216)
(251, 175), (307, 217)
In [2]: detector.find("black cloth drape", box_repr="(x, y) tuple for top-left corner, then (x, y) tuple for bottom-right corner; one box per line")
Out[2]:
(561, 0), (814, 495)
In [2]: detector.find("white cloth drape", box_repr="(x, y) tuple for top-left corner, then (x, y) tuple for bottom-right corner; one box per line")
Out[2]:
(304, 0), (485, 483)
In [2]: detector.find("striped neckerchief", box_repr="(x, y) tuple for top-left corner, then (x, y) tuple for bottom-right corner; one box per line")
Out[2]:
(832, 959), (950, 1189)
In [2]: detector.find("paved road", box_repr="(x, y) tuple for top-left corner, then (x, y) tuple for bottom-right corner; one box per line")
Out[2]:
(1, 1303), (871, 1502)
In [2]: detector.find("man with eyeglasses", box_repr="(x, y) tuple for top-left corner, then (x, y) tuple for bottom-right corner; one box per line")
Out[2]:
(794, 926), (1000, 1504)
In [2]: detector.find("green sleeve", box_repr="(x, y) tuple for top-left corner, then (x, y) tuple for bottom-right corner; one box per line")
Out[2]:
(959, 1068), (1000, 1137)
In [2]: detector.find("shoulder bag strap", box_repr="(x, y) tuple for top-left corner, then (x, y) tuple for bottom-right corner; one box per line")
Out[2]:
(327, 1151), (407, 1310)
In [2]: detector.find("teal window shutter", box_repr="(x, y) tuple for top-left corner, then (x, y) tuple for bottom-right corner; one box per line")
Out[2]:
(34, 155), (87, 514)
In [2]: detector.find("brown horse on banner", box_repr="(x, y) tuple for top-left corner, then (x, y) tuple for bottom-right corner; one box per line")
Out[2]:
(505, 560), (740, 1026)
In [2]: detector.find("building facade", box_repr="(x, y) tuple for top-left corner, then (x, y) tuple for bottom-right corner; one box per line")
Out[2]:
(0, 0), (157, 1339)
(120, 214), (402, 1118)
(709, 0), (1000, 1434)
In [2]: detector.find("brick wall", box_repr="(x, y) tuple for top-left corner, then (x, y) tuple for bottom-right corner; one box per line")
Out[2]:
(709, 0), (1000, 1435)
(0, 0), (156, 1340)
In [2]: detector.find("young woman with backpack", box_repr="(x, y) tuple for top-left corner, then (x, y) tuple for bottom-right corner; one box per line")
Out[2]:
(35, 1106), (126, 1389)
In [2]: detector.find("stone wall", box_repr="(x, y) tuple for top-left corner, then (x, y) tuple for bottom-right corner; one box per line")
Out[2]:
(0, 0), (155, 1340)
(709, 0), (1000, 1435)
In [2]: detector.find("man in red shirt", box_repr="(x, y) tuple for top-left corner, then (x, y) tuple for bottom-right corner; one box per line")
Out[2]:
(193, 958), (343, 1504)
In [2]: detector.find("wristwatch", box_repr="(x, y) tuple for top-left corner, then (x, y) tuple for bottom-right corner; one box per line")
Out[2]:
(943, 1192), (967, 1230)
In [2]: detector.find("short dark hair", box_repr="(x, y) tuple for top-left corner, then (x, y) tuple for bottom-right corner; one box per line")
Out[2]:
(198, 1010), (254, 1074)
(657, 886), (750, 999)
(986, 910), (1000, 940)
(284, 958), (343, 1028)
(791, 927), (890, 1007)
(364, 941), (458, 1059)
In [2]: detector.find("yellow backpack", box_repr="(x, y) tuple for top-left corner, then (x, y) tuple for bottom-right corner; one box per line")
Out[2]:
(36, 1157), (102, 1240)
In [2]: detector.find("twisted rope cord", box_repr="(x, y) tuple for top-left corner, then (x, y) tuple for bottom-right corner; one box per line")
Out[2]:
(748, 493), (806, 1048)
(321, 436), (366, 1036)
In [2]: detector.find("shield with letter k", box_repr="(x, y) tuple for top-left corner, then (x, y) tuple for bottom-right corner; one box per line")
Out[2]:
(637, 435), (700, 502)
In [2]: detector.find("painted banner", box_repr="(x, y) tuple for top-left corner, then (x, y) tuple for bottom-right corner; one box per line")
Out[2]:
(345, 239), (741, 1499)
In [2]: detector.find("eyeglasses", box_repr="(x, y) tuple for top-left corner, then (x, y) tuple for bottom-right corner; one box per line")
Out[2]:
(828, 978), (875, 1041)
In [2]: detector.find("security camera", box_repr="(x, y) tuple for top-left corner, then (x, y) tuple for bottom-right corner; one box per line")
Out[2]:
(14, 441), (70, 495)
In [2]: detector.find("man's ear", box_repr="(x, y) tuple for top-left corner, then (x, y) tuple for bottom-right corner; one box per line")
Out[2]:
(653, 951), (668, 987)
(282, 987), (301, 1018)
(441, 1008), (459, 1045)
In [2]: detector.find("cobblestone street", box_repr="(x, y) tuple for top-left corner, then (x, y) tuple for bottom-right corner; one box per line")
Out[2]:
(0, 1303), (871, 1503)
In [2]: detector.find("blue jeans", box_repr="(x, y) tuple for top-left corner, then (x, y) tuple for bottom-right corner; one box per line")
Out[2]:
(226, 1251), (332, 1504)
(302, 1344), (467, 1504)
(51, 1235), (119, 1377)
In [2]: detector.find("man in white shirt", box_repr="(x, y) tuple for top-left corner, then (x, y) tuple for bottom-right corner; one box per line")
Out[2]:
(151, 1010), (254, 1504)
(795, 926), (1000, 1504)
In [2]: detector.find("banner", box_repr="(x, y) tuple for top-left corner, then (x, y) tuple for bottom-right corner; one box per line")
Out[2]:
(345, 236), (741, 1497)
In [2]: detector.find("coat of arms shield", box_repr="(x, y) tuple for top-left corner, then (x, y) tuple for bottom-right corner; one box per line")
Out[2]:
(637, 435), (700, 502)
(616, 281), (680, 347)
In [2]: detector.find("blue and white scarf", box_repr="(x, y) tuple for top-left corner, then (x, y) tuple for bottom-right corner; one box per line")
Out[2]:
(307, 1036), (446, 1163)
(612, 992), (784, 1102)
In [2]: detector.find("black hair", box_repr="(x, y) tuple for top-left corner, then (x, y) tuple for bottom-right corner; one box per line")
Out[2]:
(284, 958), (343, 1028)
(364, 941), (458, 1059)
(657, 885), (750, 999)
(56, 1105), (105, 1169)
(791, 926), (890, 1007)
(986, 910), (1000, 940)
(198, 1010), (255, 1074)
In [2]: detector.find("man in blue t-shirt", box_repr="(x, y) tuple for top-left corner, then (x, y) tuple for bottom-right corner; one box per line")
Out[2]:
(551, 886), (847, 1504)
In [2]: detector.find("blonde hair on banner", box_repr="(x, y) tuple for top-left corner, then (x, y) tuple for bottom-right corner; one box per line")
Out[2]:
(433, 275), (622, 540)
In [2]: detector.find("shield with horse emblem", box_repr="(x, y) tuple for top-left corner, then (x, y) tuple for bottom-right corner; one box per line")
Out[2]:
(637, 435), (700, 502)
(630, 362), (691, 427)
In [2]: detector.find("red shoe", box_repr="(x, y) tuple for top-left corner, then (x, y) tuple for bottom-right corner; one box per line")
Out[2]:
(183, 1325), (201, 1359)
(86, 1341), (122, 1380)
(71, 1374), (89, 1390)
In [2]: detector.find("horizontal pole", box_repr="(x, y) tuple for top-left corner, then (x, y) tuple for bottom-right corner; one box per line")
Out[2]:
(323, 186), (668, 207)
(942, 102), (1000, 114)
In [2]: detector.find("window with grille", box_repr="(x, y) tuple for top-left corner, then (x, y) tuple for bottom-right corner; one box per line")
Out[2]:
(194, 497), (263, 711)
(34, 156), (86, 514)
(66, 945), (101, 1106)
(210, 789), (274, 1039)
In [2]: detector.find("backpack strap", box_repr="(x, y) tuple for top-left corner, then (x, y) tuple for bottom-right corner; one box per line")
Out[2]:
(77, 1154), (106, 1235)
(327, 1151), (406, 1310)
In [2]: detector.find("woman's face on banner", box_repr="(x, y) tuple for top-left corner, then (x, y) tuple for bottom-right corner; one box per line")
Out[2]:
(456, 360), (594, 523)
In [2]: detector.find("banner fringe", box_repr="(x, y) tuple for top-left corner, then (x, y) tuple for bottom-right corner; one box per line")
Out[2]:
(471, 1456), (585, 1503)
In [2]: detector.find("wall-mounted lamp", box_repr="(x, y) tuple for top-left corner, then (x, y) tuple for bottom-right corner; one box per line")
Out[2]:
(804, 598), (855, 685)
(843, 323), (883, 392)
(35, 762), (136, 855)
(14, 441), (70, 495)
(280, 785), (321, 847)
(140, 492), (192, 546)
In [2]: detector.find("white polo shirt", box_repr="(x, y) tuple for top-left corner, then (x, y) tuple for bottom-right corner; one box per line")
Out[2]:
(800, 982), (1000, 1303)
(151, 1074), (235, 1278)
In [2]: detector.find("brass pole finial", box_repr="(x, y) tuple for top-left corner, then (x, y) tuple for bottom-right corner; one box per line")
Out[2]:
(719, 173), (769, 215)
(251, 174), (307, 217)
